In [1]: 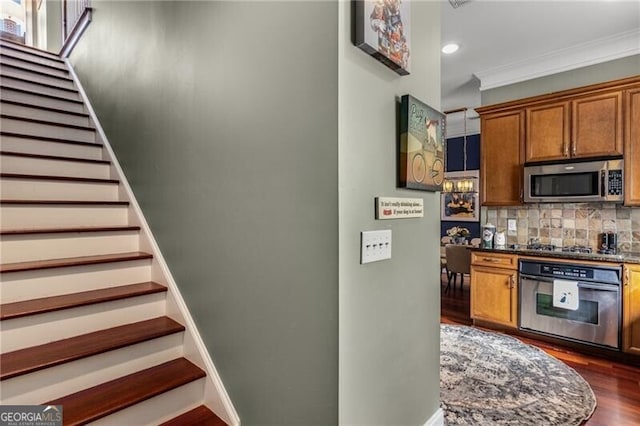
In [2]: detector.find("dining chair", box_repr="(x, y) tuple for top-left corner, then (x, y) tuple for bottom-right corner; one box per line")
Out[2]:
(441, 236), (452, 245)
(444, 244), (471, 293)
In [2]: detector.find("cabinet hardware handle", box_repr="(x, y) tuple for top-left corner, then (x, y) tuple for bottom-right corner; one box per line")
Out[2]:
(483, 258), (500, 262)
(572, 141), (576, 156)
(625, 268), (630, 286)
(563, 142), (569, 157)
(510, 275), (515, 288)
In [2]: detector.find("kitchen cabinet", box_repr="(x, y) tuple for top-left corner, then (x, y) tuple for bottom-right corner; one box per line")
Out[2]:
(623, 263), (640, 355)
(479, 110), (524, 206)
(477, 76), (639, 207)
(624, 87), (640, 206)
(525, 101), (570, 162)
(525, 91), (623, 163)
(470, 252), (518, 328)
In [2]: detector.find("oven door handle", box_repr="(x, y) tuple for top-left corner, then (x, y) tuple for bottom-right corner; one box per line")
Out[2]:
(519, 274), (619, 292)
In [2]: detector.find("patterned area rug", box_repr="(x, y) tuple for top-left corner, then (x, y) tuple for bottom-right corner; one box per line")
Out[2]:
(440, 324), (597, 425)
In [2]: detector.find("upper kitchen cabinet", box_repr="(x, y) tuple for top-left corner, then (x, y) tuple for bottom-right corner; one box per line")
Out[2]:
(625, 87), (640, 206)
(571, 91), (623, 159)
(525, 101), (570, 162)
(479, 110), (524, 206)
(525, 91), (623, 163)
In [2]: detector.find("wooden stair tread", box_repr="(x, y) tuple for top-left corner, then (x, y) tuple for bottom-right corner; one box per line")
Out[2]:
(0, 199), (128, 206)
(0, 39), (63, 62)
(0, 225), (140, 236)
(0, 317), (184, 380)
(0, 98), (90, 117)
(45, 358), (205, 426)
(0, 52), (68, 71)
(160, 406), (227, 426)
(0, 131), (100, 146)
(0, 75), (79, 93)
(0, 150), (110, 164)
(0, 84), (84, 102)
(0, 63), (73, 82)
(0, 251), (153, 274)
(0, 114), (95, 130)
(1, 282), (167, 320)
(0, 173), (118, 184)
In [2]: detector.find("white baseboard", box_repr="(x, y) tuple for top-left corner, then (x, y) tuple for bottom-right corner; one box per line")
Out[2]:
(423, 408), (444, 426)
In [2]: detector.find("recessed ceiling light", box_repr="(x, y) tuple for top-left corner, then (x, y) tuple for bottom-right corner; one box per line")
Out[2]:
(442, 43), (459, 54)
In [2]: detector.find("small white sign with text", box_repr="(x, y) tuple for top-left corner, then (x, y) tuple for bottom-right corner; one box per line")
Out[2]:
(375, 197), (424, 219)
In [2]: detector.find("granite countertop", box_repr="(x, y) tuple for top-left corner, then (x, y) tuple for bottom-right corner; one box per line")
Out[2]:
(472, 246), (640, 265)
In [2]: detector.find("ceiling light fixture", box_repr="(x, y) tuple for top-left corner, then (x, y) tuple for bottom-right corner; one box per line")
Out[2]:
(442, 107), (477, 194)
(442, 43), (459, 54)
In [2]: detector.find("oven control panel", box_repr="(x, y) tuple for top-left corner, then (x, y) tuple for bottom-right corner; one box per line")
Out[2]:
(541, 264), (593, 279)
(519, 260), (621, 285)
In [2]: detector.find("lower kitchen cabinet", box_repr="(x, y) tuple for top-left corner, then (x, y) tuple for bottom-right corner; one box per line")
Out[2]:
(471, 254), (519, 328)
(623, 263), (640, 355)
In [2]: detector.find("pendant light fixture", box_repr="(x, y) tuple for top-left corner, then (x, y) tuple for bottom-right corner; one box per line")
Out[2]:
(442, 107), (477, 193)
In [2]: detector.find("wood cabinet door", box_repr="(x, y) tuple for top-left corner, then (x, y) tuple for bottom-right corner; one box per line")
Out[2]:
(480, 110), (524, 206)
(525, 101), (570, 163)
(571, 91), (623, 158)
(471, 266), (518, 328)
(624, 87), (640, 206)
(623, 264), (640, 355)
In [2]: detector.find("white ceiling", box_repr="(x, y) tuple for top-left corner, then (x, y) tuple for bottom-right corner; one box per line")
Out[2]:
(441, 0), (640, 136)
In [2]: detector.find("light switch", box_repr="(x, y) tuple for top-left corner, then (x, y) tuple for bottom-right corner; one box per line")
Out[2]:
(361, 230), (392, 264)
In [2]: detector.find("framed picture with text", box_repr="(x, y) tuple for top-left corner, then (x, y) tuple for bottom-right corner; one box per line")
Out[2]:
(398, 94), (446, 191)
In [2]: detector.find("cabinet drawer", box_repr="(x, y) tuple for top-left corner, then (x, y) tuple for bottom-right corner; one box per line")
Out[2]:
(471, 252), (518, 269)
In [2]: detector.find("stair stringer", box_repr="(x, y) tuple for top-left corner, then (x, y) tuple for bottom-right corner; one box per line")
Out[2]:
(64, 60), (240, 426)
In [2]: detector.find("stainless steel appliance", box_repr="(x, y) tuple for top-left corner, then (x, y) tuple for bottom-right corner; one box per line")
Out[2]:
(523, 159), (623, 203)
(519, 259), (622, 350)
(598, 232), (618, 255)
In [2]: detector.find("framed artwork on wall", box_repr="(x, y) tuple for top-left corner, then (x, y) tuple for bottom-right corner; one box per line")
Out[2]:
(398, 94), (446, 191)
(441, 192), (479, 222)
(352, 0), (411, 75)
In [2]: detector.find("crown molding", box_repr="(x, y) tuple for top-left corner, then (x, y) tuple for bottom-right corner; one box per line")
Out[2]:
(474, 29), (640, 91)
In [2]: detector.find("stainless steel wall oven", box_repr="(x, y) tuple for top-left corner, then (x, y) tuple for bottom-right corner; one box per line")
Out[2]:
(519, 259), (622, 350)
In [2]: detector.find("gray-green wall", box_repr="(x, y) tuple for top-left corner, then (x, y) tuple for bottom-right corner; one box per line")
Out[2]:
(338, 1), (442, 425)
(70, 1), (442, 424)
(482, 55), (640, 105)
(71, 2), (338, 424)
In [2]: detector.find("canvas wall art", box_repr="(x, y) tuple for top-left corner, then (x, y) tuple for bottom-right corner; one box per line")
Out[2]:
(399, 94), (446, 191)
(352, 0), (411, 75)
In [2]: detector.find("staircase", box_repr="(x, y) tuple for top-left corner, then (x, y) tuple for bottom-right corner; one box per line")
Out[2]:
(0, 38), (236, 425)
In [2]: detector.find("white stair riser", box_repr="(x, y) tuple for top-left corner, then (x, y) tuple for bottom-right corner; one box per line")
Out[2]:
(0, 261), (152, 303)
(0, 135), (103, 159)
(0, 232), (140, 263)
(0, 68), (76, 91)
(0, 179), (119, 201)
(0, 155), (111, 179)
(93, 379), (205, 426)
(1, 76), (79, 99)
(0, 102), (91, 127)
(1, 293), (167, 352)
(0, 41), (61, 61)
(0, 117), (96, 142)
(0, 49), (67, 70)
(0, 56), (70, 78)
(0, 334), (183, 404)
(1, 204), (128, 229)
(0, 88), (86, 114)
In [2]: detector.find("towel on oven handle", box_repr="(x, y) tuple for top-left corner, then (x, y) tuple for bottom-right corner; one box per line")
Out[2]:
(553, 279), (579, 310)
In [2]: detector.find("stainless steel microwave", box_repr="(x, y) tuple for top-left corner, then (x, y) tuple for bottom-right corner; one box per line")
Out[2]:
(523, 159), (623, 203)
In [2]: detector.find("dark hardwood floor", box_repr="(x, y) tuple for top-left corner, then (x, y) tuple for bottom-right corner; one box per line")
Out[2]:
(440, 273), (640, 426)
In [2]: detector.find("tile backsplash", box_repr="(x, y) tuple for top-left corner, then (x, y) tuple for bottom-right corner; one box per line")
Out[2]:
(482, 204), (640, 252)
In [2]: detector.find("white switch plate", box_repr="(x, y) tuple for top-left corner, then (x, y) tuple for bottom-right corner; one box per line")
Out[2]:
(361, 230), (392, 264)
(507, 219), (517, 236)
